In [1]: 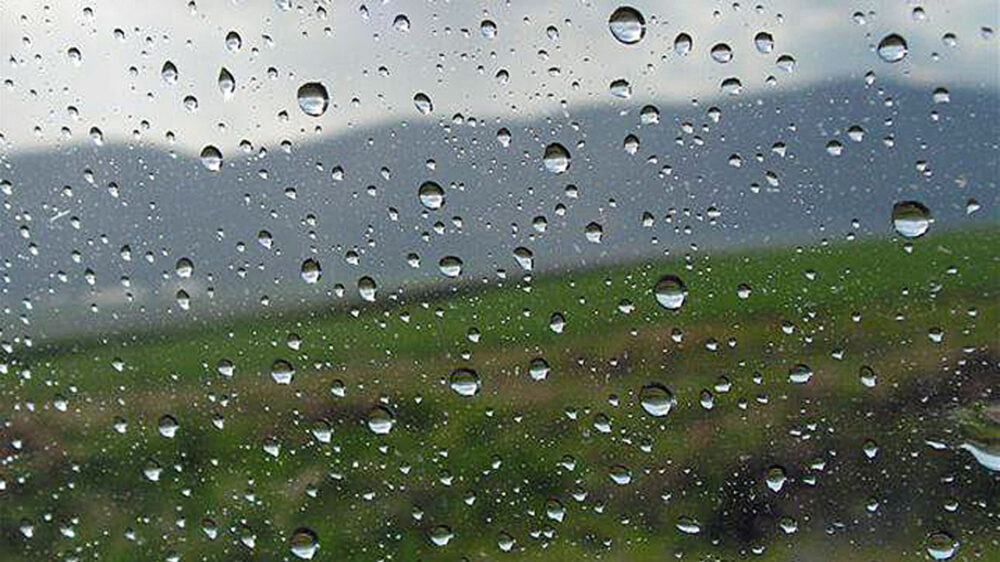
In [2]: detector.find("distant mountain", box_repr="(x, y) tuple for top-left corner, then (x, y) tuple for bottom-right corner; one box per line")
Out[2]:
(1, 80), (996, 339)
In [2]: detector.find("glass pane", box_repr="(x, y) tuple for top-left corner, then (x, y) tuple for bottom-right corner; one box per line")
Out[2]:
(1, 1), (997, 560)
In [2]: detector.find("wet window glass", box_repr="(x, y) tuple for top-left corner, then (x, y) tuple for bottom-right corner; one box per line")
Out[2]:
(1, 1), (997, 560)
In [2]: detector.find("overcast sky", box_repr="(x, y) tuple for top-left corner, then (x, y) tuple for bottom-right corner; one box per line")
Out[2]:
(1, 0), (997, 157)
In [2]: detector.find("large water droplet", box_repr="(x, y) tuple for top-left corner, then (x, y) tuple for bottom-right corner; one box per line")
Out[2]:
(225, 31), (242, 52)
(161, 61), (178, 84)
(754, 32), (774, 53)
(358, 276), (377, 302)
(289, 528), (319, 560)
(428, 525), (454, 546)
(609, 7), (645, 44)
(297, 82), (329, 117)
(529, 357), (550, 381)
(158, 414), (179, 438)
(200, 146), (223, 171)
(300, 259), (322, 284)
(418, 181), (445, 209)
(543, 143), (571, 174)
(438, 256), (463, 278)
(218, 67), (235, 98)
(654, 275), (686, 310)
(367, 405), (396, 435)
(674, 33), (693, 55)
(640, 383), (675, 417)
(765, 465), (787, 492)
(513, 247), (534, 271)
(788, 363), (813, 384)
(710, 43), (733, 63)
(449, 368), (480, 396)
(892, 201), (931, 238)
(925, 532), (958, 560)
(413, 92), (433, 114)
(877, 34), (908, 62)
(271, 359), (295, 385)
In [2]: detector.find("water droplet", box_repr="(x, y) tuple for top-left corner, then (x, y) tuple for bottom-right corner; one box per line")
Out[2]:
(392, 14), (410, 32)
(358, 276), (377, 302)
(640, 104), (660, 124)
(926, 532), (958, 560)
(676, 516), (701, 535)
(284, 527), (319, 559)
(218, 67), (235, 98)
(609, 78), (632, 98)
(225, 31), (242, 52)
(543, 143), (571, 174)
(765, 465), (787, 492)
(545, 498), (566, 522)
(609, 7), (645, 44)
(775, 54), (796, 72)
(200, 146), (223, 171)
(877, 34), (908, 62)
(158, 415), (179, 438)
(754, 32), (774, 53)
(297, 82), (329, 117)
(892, 201), (931, 238)
(737, 283), (752, 299)
(640, 383), (675, 417)
(788, 363), (813, 384)
(271, 359), (295, 385)
(720, 77), (743, 96)
(437, 256), (463, 278)
(710, 43), (733, 63)
(609, 464), (632, 485)
(932, 87), (950, 104)
(428, 525), (454, 546)
(449, 368), (480, 396)
(418, 181), (445, 209)
(481, 19), (497, 38)
(529, 358), (550, 381)
(413, 92), (433, 114)
(301, 259), (322, 284)
(366, 405), (396, 435)
(175, 257), (194, 278)
(654, 275), (686, 310)
(859, 365), (877, 388)
(497, 532), (515, 552)
(674, 33), (693, 55)
(513, 247), (534, 271)
(161, 61), (178, 84)
(584, 222), (603, 243)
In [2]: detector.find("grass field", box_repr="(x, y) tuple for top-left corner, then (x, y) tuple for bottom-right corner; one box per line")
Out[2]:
(1, 226), (998, 561)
